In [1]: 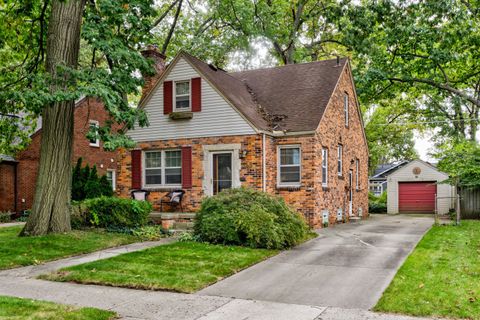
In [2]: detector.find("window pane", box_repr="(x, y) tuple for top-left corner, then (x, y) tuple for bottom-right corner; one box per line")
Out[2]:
(176, 95), (190, 109)
(322, 167), (327, 183)
(176, 81), (190, 95)
(165, 168), (181, 184)
(145, 168), (162, 185)
(145, 152), (161, 168)
(280, 166), (300, 183)
(165, 150), (181, 167)
(280, 148), (300, 165)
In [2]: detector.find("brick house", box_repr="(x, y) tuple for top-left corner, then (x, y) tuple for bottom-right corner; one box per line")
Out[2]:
(0, 97), (118, 213)
(117, 50), (369, 228)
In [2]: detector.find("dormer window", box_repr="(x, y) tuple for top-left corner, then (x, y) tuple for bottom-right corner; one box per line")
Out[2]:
(174, 80), (190, 111)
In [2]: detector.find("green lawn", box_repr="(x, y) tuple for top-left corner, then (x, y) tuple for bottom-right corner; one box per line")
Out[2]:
(375, 220), (480, 320)
(0, 226), (138, 270)
(0, 296), (115, 320)
(42, 242), (278, 293)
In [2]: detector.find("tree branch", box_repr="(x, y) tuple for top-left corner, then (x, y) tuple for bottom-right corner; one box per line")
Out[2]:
(389, 77), (480, 107)
(150, 0), (179, 30)
(161, 0), (183, 55)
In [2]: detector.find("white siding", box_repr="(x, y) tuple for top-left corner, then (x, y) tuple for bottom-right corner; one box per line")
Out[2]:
(387, 160), (455, 214)
(128, 58), (256, 142)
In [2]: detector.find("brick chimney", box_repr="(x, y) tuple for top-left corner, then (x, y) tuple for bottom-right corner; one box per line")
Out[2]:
(140, 44), (166, 100)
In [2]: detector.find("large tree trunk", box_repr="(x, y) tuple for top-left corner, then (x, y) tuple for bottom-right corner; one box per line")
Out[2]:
(21, 0), (85, 236)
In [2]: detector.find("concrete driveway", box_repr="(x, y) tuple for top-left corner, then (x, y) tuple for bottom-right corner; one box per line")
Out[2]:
(198, 214), (433, 309)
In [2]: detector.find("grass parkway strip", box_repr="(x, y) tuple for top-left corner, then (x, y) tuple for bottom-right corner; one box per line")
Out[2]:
(375, 220), (480, 320)
(0, 295), (116, 320)
(41, 241), (278, 293)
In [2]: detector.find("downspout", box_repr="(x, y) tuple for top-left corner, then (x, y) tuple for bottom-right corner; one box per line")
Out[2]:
(262, 133), (266, 192)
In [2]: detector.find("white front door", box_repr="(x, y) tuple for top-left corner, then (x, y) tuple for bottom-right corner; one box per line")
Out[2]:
(202, 144), (241, 196)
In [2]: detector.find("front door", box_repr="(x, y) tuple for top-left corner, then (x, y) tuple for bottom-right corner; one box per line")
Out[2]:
(349, 170), (353, 216)
(212, 152), (233, 195)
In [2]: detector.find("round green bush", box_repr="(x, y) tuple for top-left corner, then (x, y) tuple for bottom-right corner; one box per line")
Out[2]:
(194, 188), (309, 249)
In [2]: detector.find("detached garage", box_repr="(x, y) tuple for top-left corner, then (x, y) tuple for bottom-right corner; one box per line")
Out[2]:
(387, 160), (455, 214)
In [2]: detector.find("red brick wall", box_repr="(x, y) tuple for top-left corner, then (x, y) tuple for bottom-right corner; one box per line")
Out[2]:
(312, 63), (369, 226)
(0, 163), (16, 212)
(117, 135), (263, 211)
(14, 97), (118, 211)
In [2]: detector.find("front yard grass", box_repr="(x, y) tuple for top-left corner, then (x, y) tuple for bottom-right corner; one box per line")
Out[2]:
(0, 295), (116, 320)
(42, 241), (278, 293)
(374, 220), (480, 320)
(0, 226), (138, 270)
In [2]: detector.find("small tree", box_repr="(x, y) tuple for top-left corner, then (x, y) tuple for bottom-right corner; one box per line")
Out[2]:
(72, 158), (113, 201)
(436, 141), (480, 224)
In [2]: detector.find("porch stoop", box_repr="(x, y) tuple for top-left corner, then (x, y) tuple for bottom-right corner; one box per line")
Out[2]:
(150, 212), (196, 231)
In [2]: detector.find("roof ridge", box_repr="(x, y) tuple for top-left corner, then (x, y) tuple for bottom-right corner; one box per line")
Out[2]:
(229, 57), (348, 74)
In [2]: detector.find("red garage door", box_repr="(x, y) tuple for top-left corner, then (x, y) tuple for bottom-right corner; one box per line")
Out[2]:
(399, 182), (436, 213)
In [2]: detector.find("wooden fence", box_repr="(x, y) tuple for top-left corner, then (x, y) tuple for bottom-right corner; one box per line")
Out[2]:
(459, 188), (480, 219)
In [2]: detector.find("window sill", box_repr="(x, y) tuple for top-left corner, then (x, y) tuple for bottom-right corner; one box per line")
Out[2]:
(169, 111), (193, 120)
(142, 186), (182, 192)
(89, 144), (100, 148)
(322, 186), (330, 191)
(338, 175), (344, 180)
(277, 185), (302, 191)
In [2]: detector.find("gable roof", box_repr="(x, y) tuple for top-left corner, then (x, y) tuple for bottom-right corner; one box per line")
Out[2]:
(371, 161), (409, 179)
(145, 52), (350, 133)
(230, 58), (347, 132)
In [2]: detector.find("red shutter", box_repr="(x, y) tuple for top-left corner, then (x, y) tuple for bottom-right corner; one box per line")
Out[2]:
(191, 77), (201, 112)
(131, 150), (142, 189)
(163, 81), (173, 114)
(181, 146), (192, 189)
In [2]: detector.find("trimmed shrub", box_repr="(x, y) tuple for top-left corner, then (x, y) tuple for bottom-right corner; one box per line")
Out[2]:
(194, 188), (309, 249)
(369, 192), (387, 213)
(0, 211), (12, 223)
(70, 196), (152, 229)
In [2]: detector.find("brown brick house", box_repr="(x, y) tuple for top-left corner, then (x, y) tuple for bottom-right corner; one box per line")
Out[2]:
(0, 97), (118, 213)
(117, 50), (369, 228)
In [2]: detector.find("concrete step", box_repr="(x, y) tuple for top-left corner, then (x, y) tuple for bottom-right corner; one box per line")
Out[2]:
(173, 221), (195, 230)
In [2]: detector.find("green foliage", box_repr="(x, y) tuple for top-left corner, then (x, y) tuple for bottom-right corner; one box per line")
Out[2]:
(369, 192), (387, 213)
(131, 225), (165, 241)
(0, 0), (157, 153)
(177, 231), (199, 242)
(0, 212), (12, 223)
(194, 188), (309, 249)
(72, 158), (113, 201)
(436, 141), (480, 188)
(71, 196), (152, 229)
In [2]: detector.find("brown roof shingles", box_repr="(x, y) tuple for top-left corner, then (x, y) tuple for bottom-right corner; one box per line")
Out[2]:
(173, 52), (347, 133)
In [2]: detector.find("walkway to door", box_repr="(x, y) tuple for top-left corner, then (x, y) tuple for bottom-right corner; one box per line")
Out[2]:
(198, 214), (433, 309)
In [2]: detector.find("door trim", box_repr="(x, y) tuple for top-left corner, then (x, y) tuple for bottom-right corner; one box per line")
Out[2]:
(203, 144), (241, 196)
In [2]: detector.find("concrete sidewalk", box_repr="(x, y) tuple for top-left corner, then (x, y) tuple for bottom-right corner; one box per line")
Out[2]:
(0, 277), (437, 320)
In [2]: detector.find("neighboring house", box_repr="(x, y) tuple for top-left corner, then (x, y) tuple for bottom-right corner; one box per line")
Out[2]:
(0, 97), (119, 213)
(117, 49), (369, 228)
(0, 154), (17, 212)
(386, 159), (454, 214)
(369, 161), (408, 196)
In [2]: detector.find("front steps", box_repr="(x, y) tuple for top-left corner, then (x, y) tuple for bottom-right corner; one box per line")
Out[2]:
(150, 212), (196, 231)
